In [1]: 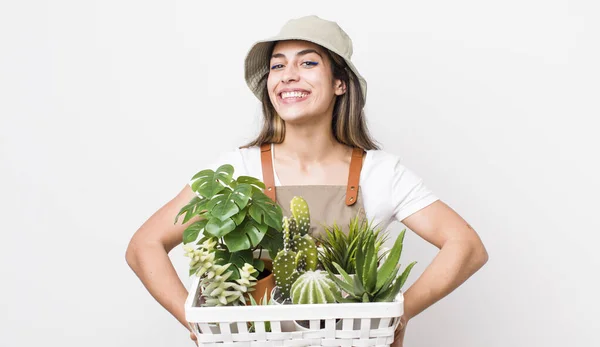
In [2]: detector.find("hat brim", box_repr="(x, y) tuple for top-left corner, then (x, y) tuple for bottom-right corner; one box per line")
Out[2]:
(244, 35), (367, 106)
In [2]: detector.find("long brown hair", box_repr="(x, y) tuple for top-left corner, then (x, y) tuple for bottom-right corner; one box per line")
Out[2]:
(241, 42), (379, 150)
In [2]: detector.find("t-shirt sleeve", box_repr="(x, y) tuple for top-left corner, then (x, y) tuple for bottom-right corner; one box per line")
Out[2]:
(187, 148), (245, 189)
(391, 157), (439, 222)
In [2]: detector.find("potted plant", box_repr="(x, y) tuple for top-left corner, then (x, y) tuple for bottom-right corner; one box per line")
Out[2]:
(290, 269), (341, 330)
(271, 196), (320, 302)
(177, 164), (284, 306)
(316, 215), (390, 276)
(326, 228), (416, 328)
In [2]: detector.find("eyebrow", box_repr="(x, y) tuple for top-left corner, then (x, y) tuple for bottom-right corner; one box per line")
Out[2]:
(271, 49), (323, 60)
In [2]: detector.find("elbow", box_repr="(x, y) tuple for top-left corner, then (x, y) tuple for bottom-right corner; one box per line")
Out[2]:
(125, 240), (140, 271)
(471, 240), (489, 270)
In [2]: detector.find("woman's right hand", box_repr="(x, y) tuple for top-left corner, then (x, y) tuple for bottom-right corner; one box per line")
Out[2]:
(126, 184), (203, 332)
(190, 331), (198, 345)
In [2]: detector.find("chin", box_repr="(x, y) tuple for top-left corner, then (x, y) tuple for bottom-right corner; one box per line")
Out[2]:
(278, 113), (311, 124)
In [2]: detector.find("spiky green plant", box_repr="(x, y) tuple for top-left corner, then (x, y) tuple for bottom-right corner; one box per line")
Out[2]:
(247, 288), (274, 332)
(272, 196), (319, 300)
(327, 229), (416, 303)
(316, 214), (389, 275)
(290, 270), (340, 304)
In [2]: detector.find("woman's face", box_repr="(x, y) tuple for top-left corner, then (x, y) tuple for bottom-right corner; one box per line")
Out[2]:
(266, 40), (345, 124)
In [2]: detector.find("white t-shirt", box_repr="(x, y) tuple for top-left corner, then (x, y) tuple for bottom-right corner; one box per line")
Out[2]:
(193, 145), (439, 232)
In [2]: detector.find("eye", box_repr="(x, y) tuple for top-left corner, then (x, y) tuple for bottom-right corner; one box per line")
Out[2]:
(270, 63), (284, 70)
(301, 61), (318, 67)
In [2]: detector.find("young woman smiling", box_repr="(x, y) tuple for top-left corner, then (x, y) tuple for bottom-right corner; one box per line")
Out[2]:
(126, 15), (489, 347)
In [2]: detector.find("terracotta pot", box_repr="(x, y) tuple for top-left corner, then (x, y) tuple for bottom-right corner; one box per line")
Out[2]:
(246, 259), (276, 304)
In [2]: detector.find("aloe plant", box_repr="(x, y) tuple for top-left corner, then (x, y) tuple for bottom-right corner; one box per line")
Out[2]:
(316, 214), (389, 275)
(327, 229), (416, 303)
(247, 288), (274, 332)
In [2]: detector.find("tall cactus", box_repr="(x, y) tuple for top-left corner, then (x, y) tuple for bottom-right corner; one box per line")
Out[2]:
(272, 196), (319, 300)
(272, 217), (300, 298)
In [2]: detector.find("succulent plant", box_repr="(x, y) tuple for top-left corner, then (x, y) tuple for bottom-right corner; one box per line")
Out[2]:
(327, 229), (416, 303)
(272, 196), (319, 300)
(184, 237), (259, 306)
(290, 270), (340, 305)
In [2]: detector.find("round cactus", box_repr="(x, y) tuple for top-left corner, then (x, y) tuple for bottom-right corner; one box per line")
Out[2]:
(290, 270), (340, 305)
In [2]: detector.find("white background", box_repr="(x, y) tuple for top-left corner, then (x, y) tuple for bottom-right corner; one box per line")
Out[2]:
(1, 1), (598, 346)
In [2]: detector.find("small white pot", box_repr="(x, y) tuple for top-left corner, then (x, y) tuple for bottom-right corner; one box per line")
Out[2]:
(270, 287), (297, 332)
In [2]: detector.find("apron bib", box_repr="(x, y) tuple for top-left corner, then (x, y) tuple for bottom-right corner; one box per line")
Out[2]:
(260, 143), (366, 239)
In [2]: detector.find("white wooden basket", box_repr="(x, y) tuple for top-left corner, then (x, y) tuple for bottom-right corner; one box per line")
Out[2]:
(185, 274), (403, 347)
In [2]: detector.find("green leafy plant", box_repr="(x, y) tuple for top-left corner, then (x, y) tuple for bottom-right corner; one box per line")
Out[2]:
(316, 215), (389, 275)
(176, 164), (284, 281)
(327, 229), (417, 303)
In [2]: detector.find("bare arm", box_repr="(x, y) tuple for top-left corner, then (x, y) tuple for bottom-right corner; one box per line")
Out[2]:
(125, 184), (200, 330)
(399, 200), (489, 321)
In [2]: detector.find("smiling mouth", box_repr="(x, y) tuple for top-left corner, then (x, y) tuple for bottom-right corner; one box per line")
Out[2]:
(279, 91), (310, 101)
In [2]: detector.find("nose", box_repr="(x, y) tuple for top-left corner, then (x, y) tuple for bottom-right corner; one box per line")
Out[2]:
(281, 64), (299, 83)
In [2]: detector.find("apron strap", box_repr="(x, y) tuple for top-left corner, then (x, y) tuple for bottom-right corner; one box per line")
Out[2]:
(345, 147), (365, 206)
(260, 143), (277, 202)
(259, 143), (365, 205)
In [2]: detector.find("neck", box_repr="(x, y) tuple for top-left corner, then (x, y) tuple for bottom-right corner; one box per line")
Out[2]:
(275, 116), (349, 163)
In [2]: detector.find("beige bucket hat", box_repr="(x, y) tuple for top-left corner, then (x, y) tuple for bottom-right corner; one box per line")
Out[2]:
(244, 15), (367, 107)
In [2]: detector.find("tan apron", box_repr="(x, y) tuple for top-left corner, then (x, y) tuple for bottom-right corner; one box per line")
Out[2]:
(260, 143), (366, 239)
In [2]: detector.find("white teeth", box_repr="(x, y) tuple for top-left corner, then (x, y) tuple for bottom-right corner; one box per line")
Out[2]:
(281, 91), (308, 99)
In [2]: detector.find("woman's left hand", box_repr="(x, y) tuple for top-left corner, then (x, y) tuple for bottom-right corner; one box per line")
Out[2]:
(391, 316), (409, 347)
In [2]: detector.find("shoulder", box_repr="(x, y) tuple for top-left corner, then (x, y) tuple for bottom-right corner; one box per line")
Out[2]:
(361, 148), (439, 222)
(361, 149), (405, 182)
(187, 146), (261, 185)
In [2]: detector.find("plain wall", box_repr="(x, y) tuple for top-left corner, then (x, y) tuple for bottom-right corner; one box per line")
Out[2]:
(1, 1), (598, 346)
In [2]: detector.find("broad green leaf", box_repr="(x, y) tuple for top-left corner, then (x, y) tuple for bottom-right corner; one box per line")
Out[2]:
(231, 207), (247, 226)
(252, 258), (265, 273)
(205, 216), (236, 237)
(190, 164), (234, 198)
(248, 192), (283, 230)
(214, 249), (230, 265)
(230, 183), (252, 210)
(174, 196), (206, 224)
(237, 176), (265, 189)
(242, 220), (268, 247)
(260, 228), (284, 258)
(206, 192), (239, 222)
(183, 220), (207, 244)
(376, 229), (406, 290)
(223, 229), (252, 252)
(229, 250), (254, 270)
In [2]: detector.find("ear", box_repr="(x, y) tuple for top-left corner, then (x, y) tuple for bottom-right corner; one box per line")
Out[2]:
(334, 79), (347, 96)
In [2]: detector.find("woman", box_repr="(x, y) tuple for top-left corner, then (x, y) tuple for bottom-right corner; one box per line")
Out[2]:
(125, 15), (488, 346)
